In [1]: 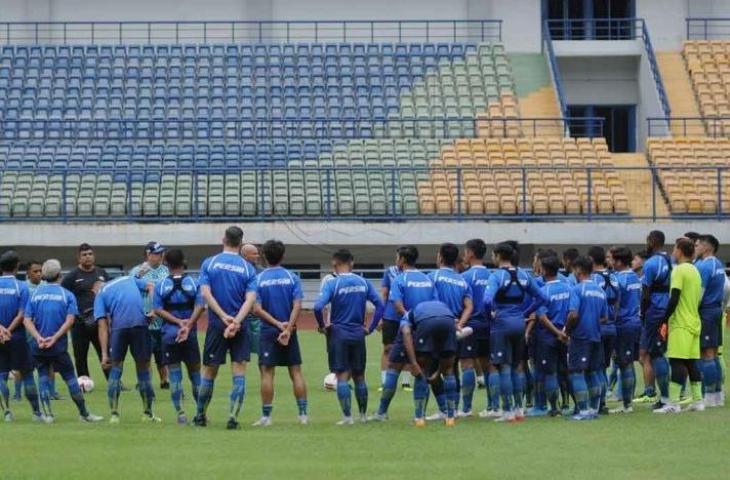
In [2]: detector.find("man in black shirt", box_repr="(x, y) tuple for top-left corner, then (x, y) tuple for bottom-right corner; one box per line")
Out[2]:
(61, 243), (109, 379)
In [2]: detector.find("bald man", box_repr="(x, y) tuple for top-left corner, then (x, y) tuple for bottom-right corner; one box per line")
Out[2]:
(242, 244), (263, 356)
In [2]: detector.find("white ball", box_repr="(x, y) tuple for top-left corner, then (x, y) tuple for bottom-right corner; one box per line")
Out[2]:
(78, 376), (95, 393)
(323, 373), (337, 391)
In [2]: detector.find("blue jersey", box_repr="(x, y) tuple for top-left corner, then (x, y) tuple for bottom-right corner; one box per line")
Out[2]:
(0, 275), (29, 337)
(152, 275), (204, 344)
(400, 300), (454, 331)
(314, 273), (383, 341)
(642, 252), (673, 312)
(615, 269), (641, 327)
(696, 256), (726, 310)
(484, 267), (546, 332)
(568, 280), (608, 342)
(462, 265), (491, 326)
(199, 252), (258, 330)
(256, 266), (303, 334)
(380, 266), (401, 321)
(564, 272), (578, 286)
(93, 275), (148, 331)
(592, 270), (619, 334)
(389, 269), (435, 312)
(536, 279), (571, 341)
(430, 267), (472, 317)
(25, 283), (78, 355)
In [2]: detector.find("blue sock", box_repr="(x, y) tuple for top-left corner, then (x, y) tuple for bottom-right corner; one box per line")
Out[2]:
(512, 370), (525, 409)
(499, 365), (513, 412)
(652, 356), (669, 399)
(701, 358), (717, 394)
(354, 381), (368, 415)
(569, 372), (588, 412)
(434, 390), (447, 414)
(413, 375), (429, 419)
(544, 373), (559, 410)
(262, 404), (273, 417)
(487, 371), (500, 410)
(168, 366), (184, 413)
(587, 371), (602, 410)
(137, 370), (155, 414)
(620, 365), (636, 408)
(108, 366), (122, 414)
(715, 357), (724, 393)
(49, 376), (57, 396)
(377, 369), (399, 415)
(22, 373), (40, 415)
(228, 375), (246, 420)
(13, 375), (22, 398)
(534, 370), (546, 410)
(336, 380), (352, 417)
(608, 363), (619, 391)
(189, 371), (201, 402)
(196, 377), (214, 416)
(443, 374), (457, 418)
(67, 377), (89, 417)
(460, 368), (476, 413)
(296, 398), (308, 416)
(0, 372), (9, 412)
(599, 370), (609, 407)
(38, 370), (53, 417)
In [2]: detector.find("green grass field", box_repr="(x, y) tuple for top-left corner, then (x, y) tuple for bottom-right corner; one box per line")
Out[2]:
(4, 331), (730, 480)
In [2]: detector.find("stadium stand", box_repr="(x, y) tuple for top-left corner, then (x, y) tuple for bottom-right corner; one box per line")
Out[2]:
(684, 40), (730, 121)
(0, 30), (636, 220)
(647, 137), (730, 215)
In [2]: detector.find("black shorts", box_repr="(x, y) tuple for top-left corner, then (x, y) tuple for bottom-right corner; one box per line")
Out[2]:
(258, 330), (302, 367)
(381, 320), (400, 346)
(601, 333), (616, 371)
(202, 325), (251, 366)
(614, 324), (641, 365)
(149, 329), (164, 365)
(161, 336), (201, 366)
(567, 339), (603, 372)
(535, 336), (560, 374)
(0, 334), (33, 373)
(414, 317), (457, 359)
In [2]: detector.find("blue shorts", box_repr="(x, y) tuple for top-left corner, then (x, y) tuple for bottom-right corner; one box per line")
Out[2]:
(490, 328), (525, 367)
(202, 325), (251, 366)
(641, 309), (667, 357)
(33, 351), (76, 380)
(0, 334), (33, 373)
(459, 323), (490, 359)
(331, 337), (366, 375)
(700, 306), (723, 349)
(601, 333), (617, 370)
(258, 330), (302, 367)
(110, 326), (152, 363)
(161, 336), (201, 366)
(415, 316), (457, 359)
(388, 336), (408, 365)
(614, 324), (641, 365)
(535, 335), (560, 374)
(567, 338), (603, 372)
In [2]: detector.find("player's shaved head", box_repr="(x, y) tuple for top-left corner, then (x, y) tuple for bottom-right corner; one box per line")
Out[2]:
(0, 250), (20, 273)
(647, 230), (665, 249)
(396, 245), (419, 267)
(465, 239), (486, 260)
(540, 255), (561, 278)
(492, 242), (514, 263)
(572, 256), (593, 277)
(587, 246), (606, 267)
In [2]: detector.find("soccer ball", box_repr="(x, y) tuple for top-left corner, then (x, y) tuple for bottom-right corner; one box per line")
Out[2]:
(323, 373), (337, 391)
(78, 376), (94, 393)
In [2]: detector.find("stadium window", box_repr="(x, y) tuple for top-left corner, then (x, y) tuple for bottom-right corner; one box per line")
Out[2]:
(544, 0), (635, 40)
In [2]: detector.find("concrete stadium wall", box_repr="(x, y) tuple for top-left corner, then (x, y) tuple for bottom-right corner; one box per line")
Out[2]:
(3, 221), (730, 271)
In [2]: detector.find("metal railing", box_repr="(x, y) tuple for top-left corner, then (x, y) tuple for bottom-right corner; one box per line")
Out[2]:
(542, 22), (568, 119)
(1, 165), (725, 223)
(0, 20), (502, 45)
(646, 116), (730, 137)
(544, 18), (671, 119)
(686, 18), (730, 40)
(0, 117), (605, 141)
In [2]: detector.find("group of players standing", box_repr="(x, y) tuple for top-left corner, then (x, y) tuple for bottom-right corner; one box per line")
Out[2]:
(0, 226), (726, 428)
